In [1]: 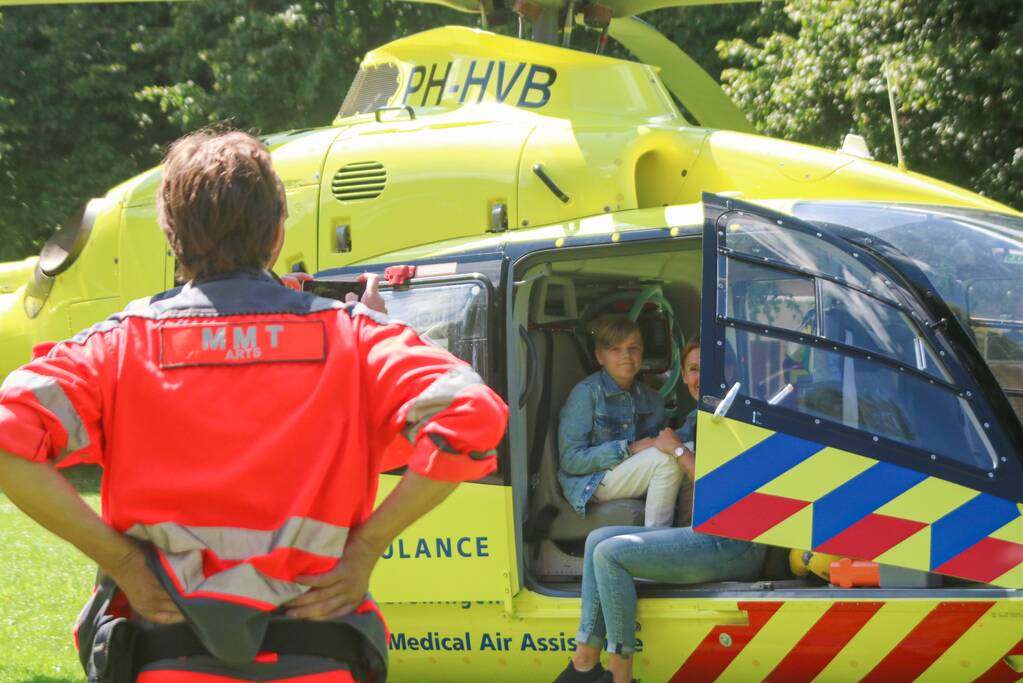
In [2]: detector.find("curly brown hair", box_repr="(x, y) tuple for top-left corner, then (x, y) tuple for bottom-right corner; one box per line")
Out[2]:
(157, 130), (286, 281)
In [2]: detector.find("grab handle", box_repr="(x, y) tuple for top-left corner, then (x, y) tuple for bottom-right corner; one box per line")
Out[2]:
(712, 382), (741, 423)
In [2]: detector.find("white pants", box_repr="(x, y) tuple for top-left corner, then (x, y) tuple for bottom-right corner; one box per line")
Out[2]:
(592, 446), (684, 527)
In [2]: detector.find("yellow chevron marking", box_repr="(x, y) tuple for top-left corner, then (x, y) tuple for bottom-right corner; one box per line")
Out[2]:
(874, 478), (979, 524)
(717, 601), (830, 683)
(811, 601), (930, 683)
(990, 513), (1023, 544)
(994, 560), (1023, 589)
(633, 606), (719, 675)
(695, 413), (774, 480)
(874, 526), (931, 572)
(754, 505), (813, 550)
(915, 602), (1021, 683)
(756, 447), (873, 502)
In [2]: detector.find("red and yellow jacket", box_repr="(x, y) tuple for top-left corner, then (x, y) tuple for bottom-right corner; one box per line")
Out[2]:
(0, 270), (508, 666)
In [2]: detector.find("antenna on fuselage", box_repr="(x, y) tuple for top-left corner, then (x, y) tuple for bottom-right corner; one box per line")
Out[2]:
(884, 60), (908, 172)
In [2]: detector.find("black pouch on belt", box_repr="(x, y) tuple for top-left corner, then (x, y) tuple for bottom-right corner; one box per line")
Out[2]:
(86, 615), (139, 683)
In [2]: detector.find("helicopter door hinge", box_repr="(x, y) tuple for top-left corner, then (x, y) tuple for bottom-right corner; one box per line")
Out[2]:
(335, 224), (352, 253)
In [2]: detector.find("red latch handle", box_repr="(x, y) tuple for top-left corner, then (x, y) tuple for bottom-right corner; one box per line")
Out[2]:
(384, 265), (417, 286)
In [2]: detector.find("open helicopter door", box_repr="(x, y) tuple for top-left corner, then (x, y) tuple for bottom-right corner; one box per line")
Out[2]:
(692, 193), (1023, 589)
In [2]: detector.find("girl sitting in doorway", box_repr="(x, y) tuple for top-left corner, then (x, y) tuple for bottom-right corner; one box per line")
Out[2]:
(557, 314), (684, 528)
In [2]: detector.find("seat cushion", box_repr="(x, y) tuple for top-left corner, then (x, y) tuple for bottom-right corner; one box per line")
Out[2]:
(548, 498), (645, 540)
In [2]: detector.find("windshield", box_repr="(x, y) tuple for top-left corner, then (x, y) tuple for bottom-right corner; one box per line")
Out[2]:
(793, 202), (1023, 424)
(380, 281), (489, 377)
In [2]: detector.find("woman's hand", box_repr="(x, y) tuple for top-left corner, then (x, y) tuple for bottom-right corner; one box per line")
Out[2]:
(628, 437), (655, 455)
(652, 428), (684, 456)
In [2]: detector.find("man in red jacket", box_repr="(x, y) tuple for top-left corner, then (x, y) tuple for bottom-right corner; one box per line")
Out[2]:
(0, 130), (508, 681)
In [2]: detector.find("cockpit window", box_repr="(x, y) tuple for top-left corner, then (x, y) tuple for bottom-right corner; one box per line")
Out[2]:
(337, 63), (401, 119)
(793, 202), (1023, 424)
(381, 281), (489, 376)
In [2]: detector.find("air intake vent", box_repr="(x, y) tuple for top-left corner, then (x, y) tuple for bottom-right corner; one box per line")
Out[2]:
(332, 162), (386, 201)
(338, 64), (400, 119)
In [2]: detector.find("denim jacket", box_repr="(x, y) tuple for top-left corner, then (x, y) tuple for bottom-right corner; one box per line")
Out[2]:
(676, 408), (698, 445)
(557, 369), (665, 515)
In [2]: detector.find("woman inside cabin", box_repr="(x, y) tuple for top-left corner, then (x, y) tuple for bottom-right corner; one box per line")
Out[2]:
(557, 314), (685, 528)
(554, 337), (768, 683)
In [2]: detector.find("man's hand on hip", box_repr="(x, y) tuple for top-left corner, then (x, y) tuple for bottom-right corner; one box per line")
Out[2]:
(109, 546), (184, 625)
(285, 535), (379, 620)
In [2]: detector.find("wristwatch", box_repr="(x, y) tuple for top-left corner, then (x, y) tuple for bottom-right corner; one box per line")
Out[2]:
(674, 446), (686, 458)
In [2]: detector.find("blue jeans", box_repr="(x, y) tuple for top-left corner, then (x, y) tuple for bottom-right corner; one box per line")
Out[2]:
(576, 525), (767, 655)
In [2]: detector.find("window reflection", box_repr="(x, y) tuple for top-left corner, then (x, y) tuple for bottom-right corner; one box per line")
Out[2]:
(820, 282), (945, 378)
(724, 258), (946, 380)
(793, 202), (1023, 425)
(723, 214), (896, 301)
(382, 283), (488, 376)
(725, 327), (997, 470)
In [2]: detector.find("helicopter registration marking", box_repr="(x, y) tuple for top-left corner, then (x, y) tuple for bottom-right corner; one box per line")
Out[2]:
(403, 60), (557, 109)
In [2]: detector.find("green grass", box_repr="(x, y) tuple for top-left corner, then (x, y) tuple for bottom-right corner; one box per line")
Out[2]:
(0, 466), (101, 683)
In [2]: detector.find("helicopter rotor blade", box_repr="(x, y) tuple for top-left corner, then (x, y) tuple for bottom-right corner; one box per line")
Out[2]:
(397, 0), (480, 12)
(601, 0), (765, 17)
(394, 0), (766, 18)
(608, 15), (754, 133)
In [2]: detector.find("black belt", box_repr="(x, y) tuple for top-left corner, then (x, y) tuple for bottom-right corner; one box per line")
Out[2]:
(134, 620), (368, 679)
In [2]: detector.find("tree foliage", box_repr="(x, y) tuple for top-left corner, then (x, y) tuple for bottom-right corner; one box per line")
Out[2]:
(0, 4), (178, 260)
(0, 1), (463, 261)
(0, 0), (1020, 262)
(718, 0), (1023, 206)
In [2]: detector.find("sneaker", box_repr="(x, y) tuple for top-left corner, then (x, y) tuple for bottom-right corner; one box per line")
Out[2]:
(552, 660), (606, 683)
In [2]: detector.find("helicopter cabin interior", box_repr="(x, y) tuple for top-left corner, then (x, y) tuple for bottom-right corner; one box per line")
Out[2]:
(507, 227), (1010, 597)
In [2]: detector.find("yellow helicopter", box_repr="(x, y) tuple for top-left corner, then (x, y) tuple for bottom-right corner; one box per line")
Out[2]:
(2, 1), (1023, 682)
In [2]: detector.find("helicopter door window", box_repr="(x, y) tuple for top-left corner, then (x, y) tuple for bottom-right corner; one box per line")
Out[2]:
(379, 282), (489, 378)
(723, 259), (948, 380)
(723, 326), (999, 471)
(723, 213), (897, 302)
(712, 202), (1000, 472)
(724, 260), (816, 332)
(966, 277), (1023, 418)
(818, 281), (948, 380)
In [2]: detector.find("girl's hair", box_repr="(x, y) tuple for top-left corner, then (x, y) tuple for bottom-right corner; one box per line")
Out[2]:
(589, 314), (641, 350)
(681, 334), (701, 366)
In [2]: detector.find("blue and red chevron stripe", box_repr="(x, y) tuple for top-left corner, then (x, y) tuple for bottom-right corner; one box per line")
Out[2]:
(692, 416), (1023, 588)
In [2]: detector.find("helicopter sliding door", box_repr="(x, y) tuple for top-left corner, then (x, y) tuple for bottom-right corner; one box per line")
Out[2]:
(693, 194), (1023, 589)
